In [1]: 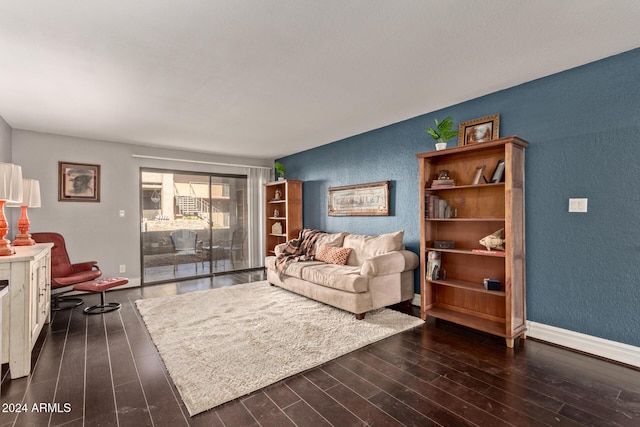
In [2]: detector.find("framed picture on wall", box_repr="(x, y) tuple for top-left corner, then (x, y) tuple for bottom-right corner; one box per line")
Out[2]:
(458, 114), (500, 146)
(328, 181), (390, 216)
(58, 162), (101, 202)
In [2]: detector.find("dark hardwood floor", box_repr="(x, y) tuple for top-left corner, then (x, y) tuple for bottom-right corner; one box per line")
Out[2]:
(2, 269), (639, 426)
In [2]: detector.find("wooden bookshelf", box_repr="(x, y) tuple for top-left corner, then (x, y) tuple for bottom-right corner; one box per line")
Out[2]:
(416, 136), (528, 347)
(264, 180), (302, 255)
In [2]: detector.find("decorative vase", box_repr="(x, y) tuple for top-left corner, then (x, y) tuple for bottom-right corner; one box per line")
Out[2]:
(435, 142), (447, 151)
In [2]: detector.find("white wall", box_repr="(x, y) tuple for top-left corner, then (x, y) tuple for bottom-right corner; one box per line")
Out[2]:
(0, 116), (16, 229)
(0, 116), (10, 162)
(11, 130), (271, 284)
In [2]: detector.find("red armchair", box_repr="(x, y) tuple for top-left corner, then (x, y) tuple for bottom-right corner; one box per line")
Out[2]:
(32, 232), (102, 311)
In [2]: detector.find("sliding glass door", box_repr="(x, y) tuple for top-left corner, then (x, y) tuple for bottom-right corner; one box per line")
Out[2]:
(140, 168), (248, 284)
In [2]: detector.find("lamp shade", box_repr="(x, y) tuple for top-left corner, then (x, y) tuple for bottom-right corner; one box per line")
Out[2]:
(0, 163), (23, 203)
(8, 179), (40, 208)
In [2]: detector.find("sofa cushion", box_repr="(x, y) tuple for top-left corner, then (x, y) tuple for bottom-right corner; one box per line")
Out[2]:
(313, 231), (347, 252)
(300, 263), (367, 293)
(343, 230), (405, 266)
(265, 256), (321, 278)
(316, 244), (352, 265)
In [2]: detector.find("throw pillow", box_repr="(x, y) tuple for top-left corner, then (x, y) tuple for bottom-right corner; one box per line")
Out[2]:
(316, 244), (352, 265)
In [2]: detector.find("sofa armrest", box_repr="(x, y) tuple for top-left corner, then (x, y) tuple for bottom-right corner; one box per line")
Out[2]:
(274, 242), (288, 257)
(360, 250), (419, 277)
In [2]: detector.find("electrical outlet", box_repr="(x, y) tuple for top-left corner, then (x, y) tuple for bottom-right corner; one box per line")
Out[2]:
(568, 198), (588, 213)
(119, 264), (126, 273)
(119, 210), (125, 217)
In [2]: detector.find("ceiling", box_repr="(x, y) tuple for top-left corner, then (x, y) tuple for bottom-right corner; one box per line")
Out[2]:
(1, 1), (639, 159)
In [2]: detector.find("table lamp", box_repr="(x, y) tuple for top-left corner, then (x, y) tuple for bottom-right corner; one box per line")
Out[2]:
(0, 163), (23, 256)
(9, 178), (41, 246)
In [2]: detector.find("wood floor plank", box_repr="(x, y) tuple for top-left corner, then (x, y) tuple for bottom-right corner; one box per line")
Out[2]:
(262, 381), (301, 410)
(282, 399), (333, 427)
(84, 315), (118, 427)
(480, 384), (587, 427)
(49, 309), (86, 426)
(186, 407), (226, 427)
(113, 381), (154, 427)
(367, 391), (441, 427)
(285, 374), (365, 426)
(344, 351), (493, 427)
(400, 331), (567, 412)
(324, 383), (405, 427)
(103, 309), (154, 426)
(408, 321), (639, 426)
(215, 398), (259, 426)
(559, 403), (625, 427)
(303, 367), (339, 391)
(242, 391), (296, 426)
(372, 341), (572, 426)
(134, 352), (189, 426)
(321, 360), (382, 400)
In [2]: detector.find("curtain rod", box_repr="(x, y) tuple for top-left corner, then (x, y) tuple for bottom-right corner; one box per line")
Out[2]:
(131, 154), (272, 170)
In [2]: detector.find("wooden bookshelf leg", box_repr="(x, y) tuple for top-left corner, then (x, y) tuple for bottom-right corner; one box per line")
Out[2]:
(505, 338), (514, 348)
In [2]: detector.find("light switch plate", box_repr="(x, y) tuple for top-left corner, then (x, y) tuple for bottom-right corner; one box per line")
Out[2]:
(568, 198), (588, 213)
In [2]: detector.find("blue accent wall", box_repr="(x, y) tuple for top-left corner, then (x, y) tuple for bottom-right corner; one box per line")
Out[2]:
(280, 48), (640, 347)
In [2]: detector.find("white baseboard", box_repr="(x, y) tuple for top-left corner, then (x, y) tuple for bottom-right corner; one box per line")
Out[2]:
(411, 294), (420, 307)
(527, 321), (640, 368)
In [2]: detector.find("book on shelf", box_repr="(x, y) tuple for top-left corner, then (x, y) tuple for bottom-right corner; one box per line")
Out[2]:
(424, 194), (430, 218)
(425, 194), (452, 219)
(430, 179), (455, 188)
(472, 249), (506, 255)
(426, 251), (441, 280)
(428, 194), (440, 218)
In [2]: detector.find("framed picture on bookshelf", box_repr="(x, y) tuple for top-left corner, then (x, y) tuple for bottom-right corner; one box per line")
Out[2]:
(491, 159), (506, 183)
(458, 114), (500, 146)
(472, 165), (486, 185)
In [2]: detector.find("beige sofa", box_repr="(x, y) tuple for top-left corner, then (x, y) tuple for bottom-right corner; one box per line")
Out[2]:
(265, 230), (418, 319)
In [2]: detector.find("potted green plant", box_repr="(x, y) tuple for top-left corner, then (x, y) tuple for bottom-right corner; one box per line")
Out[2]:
(274, 162), (286, 181)
(426, 116), (458, 150)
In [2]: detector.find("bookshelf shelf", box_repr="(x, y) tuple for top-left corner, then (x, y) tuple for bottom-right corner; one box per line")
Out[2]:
(425, 247), (506, 257)
(428, 182), (505, 191)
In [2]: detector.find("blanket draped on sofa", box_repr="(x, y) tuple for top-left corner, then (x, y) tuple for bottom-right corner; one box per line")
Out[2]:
(275, 229), (324, 278)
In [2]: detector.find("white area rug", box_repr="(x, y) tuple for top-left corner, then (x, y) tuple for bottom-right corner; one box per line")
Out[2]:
(135, 281), (423, 416)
